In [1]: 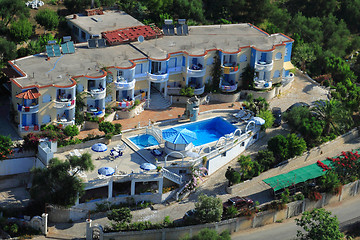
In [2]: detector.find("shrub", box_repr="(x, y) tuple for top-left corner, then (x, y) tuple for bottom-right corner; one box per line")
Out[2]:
(180, 87), (195, 97)
(63, 125), (79, 139)
(114, 123), (122, 135)
(194, 194), (223, 223)
(22, 133), (38, 152)
(99, 121), (115, 135)
(108, 207), (132, 224)
(225, 166), (241, 186)
(286, 133), (307, 159)
(35, 9), (59, 30)
(238, 155), (263, 181)
(255, 150), (276, 171)
(225, 205), (238, 218)
(280, 188), (290, 204)
(308, 191), (322, 201)
(9, 18), (33, 42)
(257, 109), (274, 130)
(267, 135), (288, 161)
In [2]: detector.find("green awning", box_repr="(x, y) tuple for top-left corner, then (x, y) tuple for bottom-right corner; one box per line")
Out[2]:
(263, 160), (333, 192)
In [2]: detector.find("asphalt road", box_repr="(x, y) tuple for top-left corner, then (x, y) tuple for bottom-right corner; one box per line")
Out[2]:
(232, 196), (360, 240)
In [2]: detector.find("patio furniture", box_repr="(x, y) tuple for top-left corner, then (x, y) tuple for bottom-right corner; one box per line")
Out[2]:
(140, 163), (156, 171)
(233, 110), (246, 119)
(241, 113), (252, 121)
(92, 143), (108, 152)
(98, 167), (115, 176)
(151, 149), (162, 156)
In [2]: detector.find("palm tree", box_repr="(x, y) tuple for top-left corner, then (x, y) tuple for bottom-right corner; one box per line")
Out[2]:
(312, 99), (353, 135)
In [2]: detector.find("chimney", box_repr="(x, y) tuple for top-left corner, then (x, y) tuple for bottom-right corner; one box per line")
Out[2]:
(73, 14), (77, 19)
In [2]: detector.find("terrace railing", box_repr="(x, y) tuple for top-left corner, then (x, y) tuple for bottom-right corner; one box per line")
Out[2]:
(162, 168), (183, 184)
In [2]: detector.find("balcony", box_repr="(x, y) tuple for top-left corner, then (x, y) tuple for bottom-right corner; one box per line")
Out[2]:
(89, 89), (106, 99)
(116, 100), (134, 109)
(54, 98), (76, 109)
(18, 124), (40, 133)
(56, 119), (75, 128)
(255, 60), (273, 71)
(194, 86), (205, 95)
(187, 65), (206, 77)
(220, 84), (237, 92)
(17, 104), (39, 113)
(254, 80), (272, 90)
(115, 77), (135, 90)
(282, 72), (295, 83)
(147, 72), (169, 82)
(222, 63), (239, 74)
(134, 72), (147, 79)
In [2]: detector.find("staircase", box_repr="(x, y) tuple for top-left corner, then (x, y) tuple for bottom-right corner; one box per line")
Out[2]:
(148, 88), (171, 110)
(162, 167), (183, 184)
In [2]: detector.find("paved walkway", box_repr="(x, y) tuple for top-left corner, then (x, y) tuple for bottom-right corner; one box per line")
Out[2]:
(36, 73), (336, 238)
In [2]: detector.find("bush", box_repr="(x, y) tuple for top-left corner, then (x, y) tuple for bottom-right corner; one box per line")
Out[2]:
(99, 121), (115, 135)
(225, 166), (241, 186)
(286, 133), (307, 159)
(194, 194), (223, 223)
(255, 150), (276, 171)
(35, 9), (59, 30)
(238, 155), (263, 181)
(9, 18), (33, 42)
(267, 135), (288, 162)
(114, 123), (122, 135)
(63, 125), (79, 139)
(180, 87), (195, 97)
(108, 207), (132, 224)
(257, 109), (274, 130)
(22, 133), (39, 152)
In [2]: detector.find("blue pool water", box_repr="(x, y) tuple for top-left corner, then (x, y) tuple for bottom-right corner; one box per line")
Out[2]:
(181, 117), (237, 146)
(129, 117), (237, 149)
(129, 134), (159, 149)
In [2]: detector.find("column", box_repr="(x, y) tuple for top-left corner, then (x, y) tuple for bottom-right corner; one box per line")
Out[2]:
(148, 80), (151, 100)
(158, 178), (163, 194)
(86, 219), (92, 240)
(131, 88), (134, 99)
(108, 177), (113, 200)
(41, 213), (48, 236)
(131, 180), (136, 195)
(164, 82), (167, 98)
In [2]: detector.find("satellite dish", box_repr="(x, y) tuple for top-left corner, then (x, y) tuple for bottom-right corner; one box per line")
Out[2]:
(137, 35), (144, 43)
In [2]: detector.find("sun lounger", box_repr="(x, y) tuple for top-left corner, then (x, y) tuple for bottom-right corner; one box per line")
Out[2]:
(233, 110), (246, 119)
(74, 149), (81, 157)
(241, 113), (252, 121)
(117, 143), (127, 151)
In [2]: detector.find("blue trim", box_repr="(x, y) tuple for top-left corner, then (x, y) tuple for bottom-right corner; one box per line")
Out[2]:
(250, 48), (256, 68)
(182, 56), (185, 67)
(284, 42), (293, 62)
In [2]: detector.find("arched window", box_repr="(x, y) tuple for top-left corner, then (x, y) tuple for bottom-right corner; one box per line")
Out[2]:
(240, 54), (247, 62)
(275, 52), (282, 60)
(42, 94), (51, 103)
(273, 70), (280, 78)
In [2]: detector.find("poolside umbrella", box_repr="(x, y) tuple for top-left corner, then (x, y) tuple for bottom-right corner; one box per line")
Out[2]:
(91, 143), (108, 152)
(140, 162), (156, 171)
(98, 167), (115, 176)
(251, 117), (265, 125)
(162, 127), (197, 144)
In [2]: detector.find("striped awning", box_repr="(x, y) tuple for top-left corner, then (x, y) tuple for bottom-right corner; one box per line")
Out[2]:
(284, 61), (295, 70)
(16, 88), (41, 99)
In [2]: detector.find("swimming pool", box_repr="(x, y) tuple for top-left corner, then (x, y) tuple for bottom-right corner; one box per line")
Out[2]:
(180, 117), (237, 146)
(129, 117), (237, 149)
(129, 134), (159, 149)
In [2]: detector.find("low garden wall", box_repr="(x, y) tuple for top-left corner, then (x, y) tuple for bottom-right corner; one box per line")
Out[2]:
(226, 128), (359, 194)
(116, 103), (145, 120)
(0, 157), (44, 176)
(56, 134), (122, 154)
(208, 92), (241, 103)
(88, 180), (360, 240)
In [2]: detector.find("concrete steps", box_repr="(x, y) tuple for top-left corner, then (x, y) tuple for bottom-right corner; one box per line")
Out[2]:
(148, 92), (171, 110)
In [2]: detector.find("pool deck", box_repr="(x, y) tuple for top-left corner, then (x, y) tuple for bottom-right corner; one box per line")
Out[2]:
(54, 108), (248, 182)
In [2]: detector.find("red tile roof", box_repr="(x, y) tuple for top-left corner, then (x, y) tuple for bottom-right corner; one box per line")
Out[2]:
(102, 25), (163, 46)
(16, 88), (41, 99)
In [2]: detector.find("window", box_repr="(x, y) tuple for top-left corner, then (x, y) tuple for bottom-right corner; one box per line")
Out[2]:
(240, 54), (247, 62)
(117, 70), (123, 77)
(241, 142), (245, 147)
(275, 52), (282, 60)
(81, 31), (86, 40)
(253, 134), (257, 140)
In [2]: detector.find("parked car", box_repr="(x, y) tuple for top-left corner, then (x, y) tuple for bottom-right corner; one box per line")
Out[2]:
(285, 102), (310, 113)
(183, 209), (197, 222)
(272, 107), (282, 127)
(223, 196), (254, 210)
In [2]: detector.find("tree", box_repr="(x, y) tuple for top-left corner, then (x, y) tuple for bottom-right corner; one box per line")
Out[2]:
(108, 207), (132, 224)
(299, 117), (324, 147)
(0, 0), (29, 27)
(194, 194), (223, 223)
(0, 135), (13, 160)
(241, 65), (255, 90)
(328, 151), (360, 184)
(295, 208), (344, 240)
(63, 125), (79, 139)
(257, 109), (274, 130)
(9, 18), (33, 43)
(210, 53), (221, 92)
(225, 166), (241, 186)
(292, 42), (316, 72)
(286, 133), (307, 159)
(312, 99), (353, 136)
(318, 170), (341, 195)
(331, 79), (360, 113)
(255, 150), (276, 171)
(181, 228), (231, 240)
(30, 154), (94, 207)
(238, 155), (263, 181)
(283, 106), (311, 132)
(64, 0), (91, 13)
(35, 9), (59, 30)
(99, 121), (115, 135)
(267, 135), (288, 161)
(68, 152), (94, 176)
(325, 54), (356, 83)
(0, 37), (16, 65)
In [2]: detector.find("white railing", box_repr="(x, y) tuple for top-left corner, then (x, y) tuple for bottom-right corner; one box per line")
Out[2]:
(54, 99), (76, 109)
(147, 72), (169, 82)
(18, 124), (40, 132)
(221, 64), (239, 74)
(194, 86), (205, 95)
(167, 87), (181, 95)
(89, 89), (106, 99)
(162, 168), (183, 184)
(18, 104), (39, 113)
(283, 72), (295, 82)
(145, 126), (163, 144)
(220, 84), (237, 92)
(175, 181), (190, 201)
(56, 119), (75, 128)
(254, 80), (272, 90)
(115, 77), (135, 90)
(186, 67), (206, 77)
(255, 60), (273, 71)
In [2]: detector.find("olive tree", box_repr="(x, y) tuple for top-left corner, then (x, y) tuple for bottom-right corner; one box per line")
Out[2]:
(194, 194), (223, 223)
